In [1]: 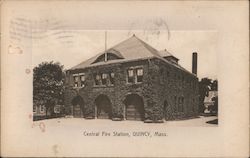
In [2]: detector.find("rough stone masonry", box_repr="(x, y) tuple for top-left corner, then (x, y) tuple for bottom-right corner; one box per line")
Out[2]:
(64, 35), (199, 123)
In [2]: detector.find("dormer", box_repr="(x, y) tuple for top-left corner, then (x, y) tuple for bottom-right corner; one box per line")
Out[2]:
(159, 49), (179, 64)
(91, 49), (124, 64)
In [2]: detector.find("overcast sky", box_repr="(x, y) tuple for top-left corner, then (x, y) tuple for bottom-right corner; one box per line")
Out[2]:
(31, 30), (217, 79)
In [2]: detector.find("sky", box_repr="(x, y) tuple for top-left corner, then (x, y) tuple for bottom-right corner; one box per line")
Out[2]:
(3, 1), (228, 80)
(31, 30), (218, 79)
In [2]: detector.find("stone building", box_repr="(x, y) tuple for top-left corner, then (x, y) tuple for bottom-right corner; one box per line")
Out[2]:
(64, 35), (199, 122)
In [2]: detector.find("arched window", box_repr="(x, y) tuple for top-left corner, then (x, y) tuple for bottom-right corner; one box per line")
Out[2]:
(92, 52), (123, 64)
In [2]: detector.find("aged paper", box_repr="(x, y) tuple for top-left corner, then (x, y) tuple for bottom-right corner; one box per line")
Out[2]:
(1, 0), (249, 157)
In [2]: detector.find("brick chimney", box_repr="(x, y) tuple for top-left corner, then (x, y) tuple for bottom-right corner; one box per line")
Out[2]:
(192, 52), (197, 75)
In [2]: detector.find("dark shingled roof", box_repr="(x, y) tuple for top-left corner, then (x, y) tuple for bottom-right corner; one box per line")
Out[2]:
(70, 35), (196, 77)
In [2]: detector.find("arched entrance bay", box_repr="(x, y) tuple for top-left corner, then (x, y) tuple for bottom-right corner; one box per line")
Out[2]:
(71, 96), (84, 118)
(124, 94), (144, 121)
(95, 94), (112, 119)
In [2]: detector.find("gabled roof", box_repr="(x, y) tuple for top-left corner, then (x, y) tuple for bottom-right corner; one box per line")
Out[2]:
(70, 35), (196, 77)
(71, 35), (159, 70)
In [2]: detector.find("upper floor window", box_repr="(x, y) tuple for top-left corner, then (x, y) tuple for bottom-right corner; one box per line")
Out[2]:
(127, 69), (134, 83)
(73, 75), (79, 87)
(80, 75), (85, 87)
(102, 73), (108, 85)
(73, 73), (85, 88)
(95, 74), (102, 85)
(94, 72), (115, 86)
(136, 68), (143, 83)
(127, 67), (143, 84)
(110, 73), (115, 85)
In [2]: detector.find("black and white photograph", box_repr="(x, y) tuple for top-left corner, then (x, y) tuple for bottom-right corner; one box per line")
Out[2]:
(32, 30), (218, 126)
(1, 1), (249, 157)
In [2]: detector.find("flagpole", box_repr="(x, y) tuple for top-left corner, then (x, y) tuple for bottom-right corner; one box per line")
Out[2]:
(104, 31), (107, 62)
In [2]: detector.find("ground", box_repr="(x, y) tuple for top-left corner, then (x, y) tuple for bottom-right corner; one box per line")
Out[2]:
(34, 115), (218, 129)
(9, 115), (218, 157)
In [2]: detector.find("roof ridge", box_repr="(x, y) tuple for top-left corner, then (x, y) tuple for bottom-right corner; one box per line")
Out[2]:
(70, 36), (137, 70)
(132, 35), (161, 56)
(109, 35), (136, 50)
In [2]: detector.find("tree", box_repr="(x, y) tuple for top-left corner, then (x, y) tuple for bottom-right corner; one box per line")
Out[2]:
(211, 80), (218, 91)
(33, 61), (65, 117)
(198, 78), (212, 113)
(210, 96), (218, 114)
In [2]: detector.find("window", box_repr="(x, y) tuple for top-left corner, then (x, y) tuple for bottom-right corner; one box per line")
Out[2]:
(33, 106), (37, 113)
(73, 73), (86, 88)
(40, 105), (45, 113)
(136, 68), (143, 83)
(102, 73), (108, 85)
(73, 76), (79, 87)
(95, 74), (101, 85)
(94, 72), (115, 86)
(54, 105), (60, 114)
(110, 72), (115, 85)
(80, 74), (85, 87)
(127, 67), (143, 84)
(127, 69), (134, 83)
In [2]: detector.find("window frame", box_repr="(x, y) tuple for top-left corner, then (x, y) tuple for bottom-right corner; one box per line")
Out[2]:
(73, 75), (79, 88)
(40, 105), (45, 113)
(101, 73), (108, 85)
(135, 68), (143, 83)
(33, 106), (37, 113)
(109, 72), (115, 85)
(79, 73), (85, 88)
(127, 69), (134, 84)
(126, 66), (143, 84)
(73, 73), (86, 88)
(94, 72), (115, 87)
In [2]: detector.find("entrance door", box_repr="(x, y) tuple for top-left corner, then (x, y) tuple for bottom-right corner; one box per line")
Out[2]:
(95, 95), (112, 119)
(71, 96), (84, 118)
(73, 104), (82, 118)
(124, 94), (144, 121)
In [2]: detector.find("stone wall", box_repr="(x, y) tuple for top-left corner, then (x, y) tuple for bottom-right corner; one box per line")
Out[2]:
(64, 57), (199, 122)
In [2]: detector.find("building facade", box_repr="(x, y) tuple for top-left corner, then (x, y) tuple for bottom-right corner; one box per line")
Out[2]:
(64, 35), (199, 122)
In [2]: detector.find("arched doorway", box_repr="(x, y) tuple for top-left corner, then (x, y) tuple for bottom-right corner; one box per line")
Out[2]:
(95, 94), (112, 119)
(124, 94), (144, 121)
(71, 96), (84, 118)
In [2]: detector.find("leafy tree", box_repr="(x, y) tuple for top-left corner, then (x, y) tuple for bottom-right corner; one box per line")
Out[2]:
(33, 61), (65, 117)
(211, 80), (218, 91)
(198, 78), (212, 113)
(210, 96), (218, 114)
